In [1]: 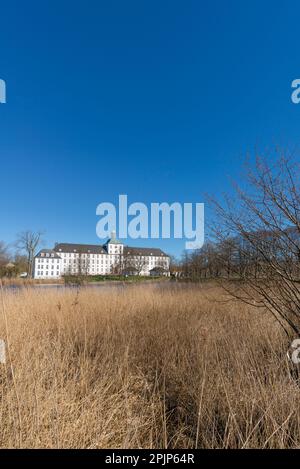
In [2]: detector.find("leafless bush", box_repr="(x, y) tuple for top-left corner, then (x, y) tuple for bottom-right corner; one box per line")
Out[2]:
(208, 150), (300, 336)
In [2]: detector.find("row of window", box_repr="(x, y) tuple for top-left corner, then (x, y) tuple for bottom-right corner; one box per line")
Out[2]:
(37, 259), (59, 263)
(36, 258), (169, 265)
(37, 259), (168, 268)
(39, 252), (167, 261)
(36, 271), (60, 276)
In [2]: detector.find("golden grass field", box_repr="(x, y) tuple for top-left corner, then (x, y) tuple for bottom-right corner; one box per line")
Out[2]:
(0, 282), (299, 448)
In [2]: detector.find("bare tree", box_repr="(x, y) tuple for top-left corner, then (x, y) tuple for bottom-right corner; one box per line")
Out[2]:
(16, 231), (43, 278)
(117, 249), (148, 276)
(112, 254), (127, 275)
(0, 241), (9, 266)
(0, 241), (10, 277)
(209, 150), (300, 336)
(13, 254), (28, 275)
(131, 255), (148, 275)
(180, 242), (222, 279)
(76, 249), (90, 276)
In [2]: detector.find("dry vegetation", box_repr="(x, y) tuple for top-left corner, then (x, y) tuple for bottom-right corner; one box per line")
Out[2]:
(0, 278), (64, 287)
(0, 282), (299, 448)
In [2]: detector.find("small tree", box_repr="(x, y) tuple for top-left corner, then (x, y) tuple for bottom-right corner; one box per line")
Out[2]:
(0, 241), (10, 277)
(13, 254), (29, 275)
(0, 241), (9, 265)
(76, 249), (90, 277)
(119, 250), (148, 276)
(15, 231), (43, 278)
(131, 255), (148, 275)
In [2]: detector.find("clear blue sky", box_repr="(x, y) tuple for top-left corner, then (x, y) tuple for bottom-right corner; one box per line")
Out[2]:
(1, 0), (300, 257)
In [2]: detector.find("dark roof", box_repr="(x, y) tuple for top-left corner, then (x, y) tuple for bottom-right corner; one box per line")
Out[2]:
(36, 249), (61, 259)
(124, 246), (168, 257)
(35, 243), (169, 257)
(54, 243), (107, 254)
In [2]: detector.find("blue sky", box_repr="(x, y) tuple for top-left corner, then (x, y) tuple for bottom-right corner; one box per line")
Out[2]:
(1, 0), (300, 257)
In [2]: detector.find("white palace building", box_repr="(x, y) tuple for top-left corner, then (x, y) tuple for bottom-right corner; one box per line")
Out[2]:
(34, 232), (170, 279)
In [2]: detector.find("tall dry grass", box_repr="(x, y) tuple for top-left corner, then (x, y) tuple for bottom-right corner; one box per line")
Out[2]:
(0, 278), (64, 287)
(0, 282), (299, 448)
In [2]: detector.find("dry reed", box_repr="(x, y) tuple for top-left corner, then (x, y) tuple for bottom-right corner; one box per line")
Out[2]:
(0, 282), (299, 448)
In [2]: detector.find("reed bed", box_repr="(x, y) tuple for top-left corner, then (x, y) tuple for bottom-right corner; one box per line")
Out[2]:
(0, 282), (299, 448)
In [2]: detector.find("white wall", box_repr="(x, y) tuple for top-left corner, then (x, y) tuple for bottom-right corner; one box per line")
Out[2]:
(34, 242), (169, 279)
